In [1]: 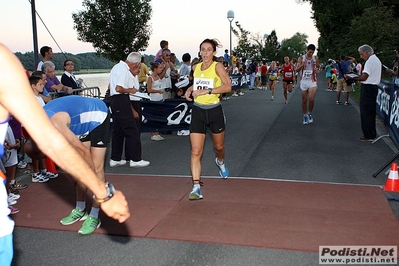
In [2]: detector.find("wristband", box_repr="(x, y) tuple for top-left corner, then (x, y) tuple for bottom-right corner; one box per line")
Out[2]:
(93, 182), (115, 203)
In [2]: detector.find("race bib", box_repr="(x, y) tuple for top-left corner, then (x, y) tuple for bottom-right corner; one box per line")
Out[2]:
(284, 72), (292, 78)
(303, 70), (313, 79)
(194, 78), (213, 91)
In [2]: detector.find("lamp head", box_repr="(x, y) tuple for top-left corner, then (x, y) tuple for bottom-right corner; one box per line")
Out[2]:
(227, 10), (234, 22)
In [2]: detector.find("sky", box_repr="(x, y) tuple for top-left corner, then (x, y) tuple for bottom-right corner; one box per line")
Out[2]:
(0, 0), (320, 59)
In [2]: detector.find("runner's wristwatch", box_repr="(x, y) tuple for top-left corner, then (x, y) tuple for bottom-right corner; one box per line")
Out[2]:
(93, 182), (115, 203)
(208, 88), (212, 94)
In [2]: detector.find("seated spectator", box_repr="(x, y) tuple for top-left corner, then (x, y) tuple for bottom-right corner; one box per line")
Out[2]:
(31, 71), (52, 103)
(61, 60), (83, 91)
(42, 61), (73, 95)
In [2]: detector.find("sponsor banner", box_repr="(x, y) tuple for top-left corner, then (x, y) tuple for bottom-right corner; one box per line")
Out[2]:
(141, 99), (192, 132)
(376, 81), (399, 147)
(230, 73), (250, 90)
(319, 245), (397, 264)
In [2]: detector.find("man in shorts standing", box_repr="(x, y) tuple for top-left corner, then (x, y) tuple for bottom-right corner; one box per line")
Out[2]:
(296, 44), (320, 125)
(336, 55), (355, 105)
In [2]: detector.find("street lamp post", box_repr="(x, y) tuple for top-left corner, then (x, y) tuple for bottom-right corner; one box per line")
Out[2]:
(263, 33), (268, 61)
(227, 10), (234, 57)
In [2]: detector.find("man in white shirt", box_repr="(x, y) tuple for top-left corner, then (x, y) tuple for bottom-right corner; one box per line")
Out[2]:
(109, 52), (150, 168)
(345, 44), (381, 141)
(36, 46), (53, 71)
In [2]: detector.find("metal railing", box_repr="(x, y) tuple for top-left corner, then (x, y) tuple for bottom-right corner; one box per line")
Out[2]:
(49, 86), (101, 99)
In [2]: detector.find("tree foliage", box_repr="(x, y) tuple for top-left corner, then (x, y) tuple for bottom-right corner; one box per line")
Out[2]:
(72, 0), (152, 62)
(232, 21), (308, 63)
(298, 0), (399, 64)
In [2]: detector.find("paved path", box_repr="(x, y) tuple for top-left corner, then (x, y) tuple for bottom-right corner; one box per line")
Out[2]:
(12, 73), (399, 265)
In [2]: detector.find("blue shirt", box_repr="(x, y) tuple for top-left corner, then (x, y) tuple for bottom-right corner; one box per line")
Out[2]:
(43, 96), (108, 138)
(336, 60), (351, 79)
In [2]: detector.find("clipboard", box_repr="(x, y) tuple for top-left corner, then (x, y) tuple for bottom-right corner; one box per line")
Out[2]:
(346, 72), (360, 79)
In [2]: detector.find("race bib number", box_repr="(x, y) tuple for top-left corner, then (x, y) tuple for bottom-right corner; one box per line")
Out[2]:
(303, 70), (313, 79)
(284, 72), (292, 78)
(194, 78), (213, 91)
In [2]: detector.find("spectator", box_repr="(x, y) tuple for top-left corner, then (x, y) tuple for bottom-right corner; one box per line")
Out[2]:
(154, 40), (168, 62)
(385, 47), (399, 84)
(259, 60), (268, 90)
(138, 56), (149, 87)
(325, 60), (333, 91)
(179, 53), (191, 76)
(232, 52), (237, 67)
(335, 55), (355, 105)
(42, 61), (73, 95)
(109, 52), (150, 168)
(331, 70), (338, 91)
(37, 46), (53, 71)
(223, 49), (229, 64)
(157, 49), (175, 99)
(345, 44), (381, 141)
(31, 71), (52, 103)
(61, 59), (83, 90)
(147, 62), (165, 141)
(3, 122), (21, 215)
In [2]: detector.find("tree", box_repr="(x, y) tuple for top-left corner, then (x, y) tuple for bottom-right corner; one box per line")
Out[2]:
(72, 0), (152, 62)
(231, 21), (258, 60)
(347, 6), (399, 66)
(279, 33), (308, 61)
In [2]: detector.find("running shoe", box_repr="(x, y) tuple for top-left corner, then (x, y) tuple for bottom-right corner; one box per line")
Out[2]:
(31, 172), (49, 183)
(10, 181), (28, 190)
(303, 115), (309, 125)
(189, 185), (203, 200)
(7, 198), (17, 206)
(17, 160), (27, 169)
(308, 113), (313, 124)
(9, 207), (19, 215)
(8, 193), (20, 200)
(215, 158), (229, 179)
(78, 216), (101, 235)
(41, 169), (58, 179)
(60, 208), (88, 225)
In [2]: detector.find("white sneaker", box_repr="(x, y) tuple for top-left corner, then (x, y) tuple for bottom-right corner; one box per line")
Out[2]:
(238, 92), (244, 96)
(109, 159), (127, 168)
(8, 198), (17, 206)
(129, 160), (150, 168)
(31, 172), (49, 183)
(8, 193), (20, 200)
(41, 169), (58, 179)
(177, 130), (190, 136)
(151, 135), (164, 141)
(232, 93), (238, 97)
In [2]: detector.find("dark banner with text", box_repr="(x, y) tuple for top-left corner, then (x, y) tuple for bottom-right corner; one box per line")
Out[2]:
(141, 99), (192, 132)
(376, 81), (399, 147)
(230, 73), (250, 90)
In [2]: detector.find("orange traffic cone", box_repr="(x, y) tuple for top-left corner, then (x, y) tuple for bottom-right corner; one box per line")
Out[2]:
(45, 157), (58, 175)
(383, 163), (399, 192)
